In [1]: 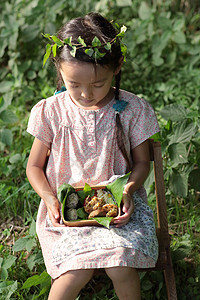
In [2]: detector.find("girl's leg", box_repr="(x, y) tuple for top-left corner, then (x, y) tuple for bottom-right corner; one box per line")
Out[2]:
(105, 266), (141, 300)
(48, 269), (94, 300)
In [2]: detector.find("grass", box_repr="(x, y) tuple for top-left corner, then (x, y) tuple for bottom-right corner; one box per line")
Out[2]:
(1, 177), (200, 299)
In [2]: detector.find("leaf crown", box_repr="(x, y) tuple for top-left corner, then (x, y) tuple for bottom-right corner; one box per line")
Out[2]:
(42, 24), (127, 67)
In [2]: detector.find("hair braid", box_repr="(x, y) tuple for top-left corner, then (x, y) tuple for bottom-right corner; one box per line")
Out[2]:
(115, 72), (132, 172)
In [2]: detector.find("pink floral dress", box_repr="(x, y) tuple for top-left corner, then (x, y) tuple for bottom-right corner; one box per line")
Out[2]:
(27, 89), (160, 279)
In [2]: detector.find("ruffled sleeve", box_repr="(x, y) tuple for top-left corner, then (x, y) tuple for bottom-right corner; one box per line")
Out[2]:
(128, 98), (160, 149)
(27, 99), (53, 148)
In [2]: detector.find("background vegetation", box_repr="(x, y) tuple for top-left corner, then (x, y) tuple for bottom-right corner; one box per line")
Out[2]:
(0, 0), (200, 299)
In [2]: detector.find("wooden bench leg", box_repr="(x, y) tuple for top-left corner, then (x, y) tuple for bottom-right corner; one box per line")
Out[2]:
(164, 265), (177, 300)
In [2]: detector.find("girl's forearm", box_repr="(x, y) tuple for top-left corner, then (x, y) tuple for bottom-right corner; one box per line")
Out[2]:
(124, 161), (150, 195)
(26, 166), (58, 206)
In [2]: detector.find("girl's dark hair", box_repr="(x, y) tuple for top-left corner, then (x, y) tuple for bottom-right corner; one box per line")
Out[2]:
(55, 12), (131, 171)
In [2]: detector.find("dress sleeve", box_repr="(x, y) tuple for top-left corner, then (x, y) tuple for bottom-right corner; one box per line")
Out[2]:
(27, 99), (53, 148)
(129, 99), (160, 149)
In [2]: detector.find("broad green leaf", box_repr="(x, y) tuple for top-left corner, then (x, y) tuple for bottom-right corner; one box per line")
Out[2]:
(0, 110), (18, 123)
(157, 16), (172, 30)
(138, 2), (152, 20)
(116, 0), (132, 7)
(83, 183), (92, 194)
(57, 183), (75, 203)
(169, 170), (188, 197)
(0, 81), (13, 93)
(27, 70), (37, 80)
(77, 207), (88, 219)
(22, 271), (50, 289)
(77, 36), (86, 47)
(26, 254), (37, 271)
(26, 238), (37, 252)
(142, 280), (153, 291)
(92, 36), (102, 47)
(0, 280), (17, 299)
(160, 104), (187, 121)
(51, 35), (64, 46)
(0, 38), (8, 58)
(0, 92), (13, 114)
(169, 121), (196, 145)
(173, 18), (185, 31)
(152, 54), (164, 66)
(92, 217), (113, 229)
(189, 169), (200, 191)
(152, 30), (171, 54)
(0, 267), (8, 280)
(29, 219), (36, 236)
(168, 143), (188, 166)
(2, 255), (16, 270)
(9, 153), (21, 164)
(43, 43), (51, 67)
(57, 183), (76, 219)
(144, 163), (154, 193)
(22, 25), (40, 42)
(172, 31), (186, 44)
(106, 173), (131, 207)
(12, 237), (29, 251)
(0, 129), (13, 146)
(166, 51), (177, 65)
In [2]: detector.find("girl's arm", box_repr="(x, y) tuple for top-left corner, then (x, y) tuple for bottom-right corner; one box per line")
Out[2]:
(114, 139), (150, 227)
(26, 138), (64, 227)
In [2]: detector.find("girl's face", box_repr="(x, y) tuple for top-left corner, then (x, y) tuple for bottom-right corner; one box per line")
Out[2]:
(60, 61), (119, 110)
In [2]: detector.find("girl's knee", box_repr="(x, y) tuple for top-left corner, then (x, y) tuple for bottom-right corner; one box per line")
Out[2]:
(105, 266), (138, 282)
(56, 269), (94, 287)
(73, 269), (94, 285)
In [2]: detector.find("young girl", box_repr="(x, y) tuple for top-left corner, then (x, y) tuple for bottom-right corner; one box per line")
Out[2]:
(26, 12), (160, 300)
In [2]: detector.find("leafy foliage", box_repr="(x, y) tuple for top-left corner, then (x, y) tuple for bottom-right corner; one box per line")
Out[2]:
(0, 0), (200, 299)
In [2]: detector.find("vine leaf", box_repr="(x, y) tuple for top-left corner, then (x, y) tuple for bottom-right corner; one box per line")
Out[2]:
(92, 36), (102, 47)
(70, 46), (77, 57)
(77, 36), (86, 47)
(52, 43), (57, 57)
(85, 48), (94, 57)
(51, 35), (64, 46)
(64, 37), (72, 47)
(43, 43), (51, 67)
(104, 42), (111, 51)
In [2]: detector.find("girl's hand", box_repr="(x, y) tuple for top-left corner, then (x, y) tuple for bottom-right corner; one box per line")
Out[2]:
(46, 199), (65, 227)
(113, 191), (134, 227)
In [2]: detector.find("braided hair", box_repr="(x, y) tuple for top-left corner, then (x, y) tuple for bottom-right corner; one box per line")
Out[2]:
(54, 12), (131, 170)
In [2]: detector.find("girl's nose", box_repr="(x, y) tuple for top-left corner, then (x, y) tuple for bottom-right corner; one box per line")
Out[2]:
(81, 87), (92, 99)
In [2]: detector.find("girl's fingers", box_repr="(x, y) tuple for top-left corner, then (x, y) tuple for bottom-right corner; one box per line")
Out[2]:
(114, 192), (134, 227)
(47, 202), (65, 227)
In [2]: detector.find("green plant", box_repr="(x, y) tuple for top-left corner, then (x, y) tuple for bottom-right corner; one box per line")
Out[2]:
(0, 0), (200, 299)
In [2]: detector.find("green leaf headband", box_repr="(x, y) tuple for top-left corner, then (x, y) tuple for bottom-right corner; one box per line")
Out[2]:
(42, 24), (127, 67)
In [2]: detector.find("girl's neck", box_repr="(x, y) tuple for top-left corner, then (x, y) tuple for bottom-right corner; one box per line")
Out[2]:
(69, 87), (115, 111)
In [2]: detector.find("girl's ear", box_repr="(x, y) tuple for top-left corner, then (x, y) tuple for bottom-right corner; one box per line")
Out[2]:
(114, 57), (124, 75)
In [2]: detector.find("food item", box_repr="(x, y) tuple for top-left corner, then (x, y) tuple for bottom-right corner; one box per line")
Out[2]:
(84, 189), (118, 218)
(65, 208), (78, 221)
(66, 192), (79, 208)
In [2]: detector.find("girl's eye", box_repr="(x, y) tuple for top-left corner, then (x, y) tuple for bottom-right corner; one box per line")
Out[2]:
(93, 84), (104, 88)
(70, 84), (79, 88)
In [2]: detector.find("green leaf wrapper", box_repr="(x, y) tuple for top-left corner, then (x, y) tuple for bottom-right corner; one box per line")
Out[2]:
(92, 217), (113, 229)
(106, 172), (131, 207)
